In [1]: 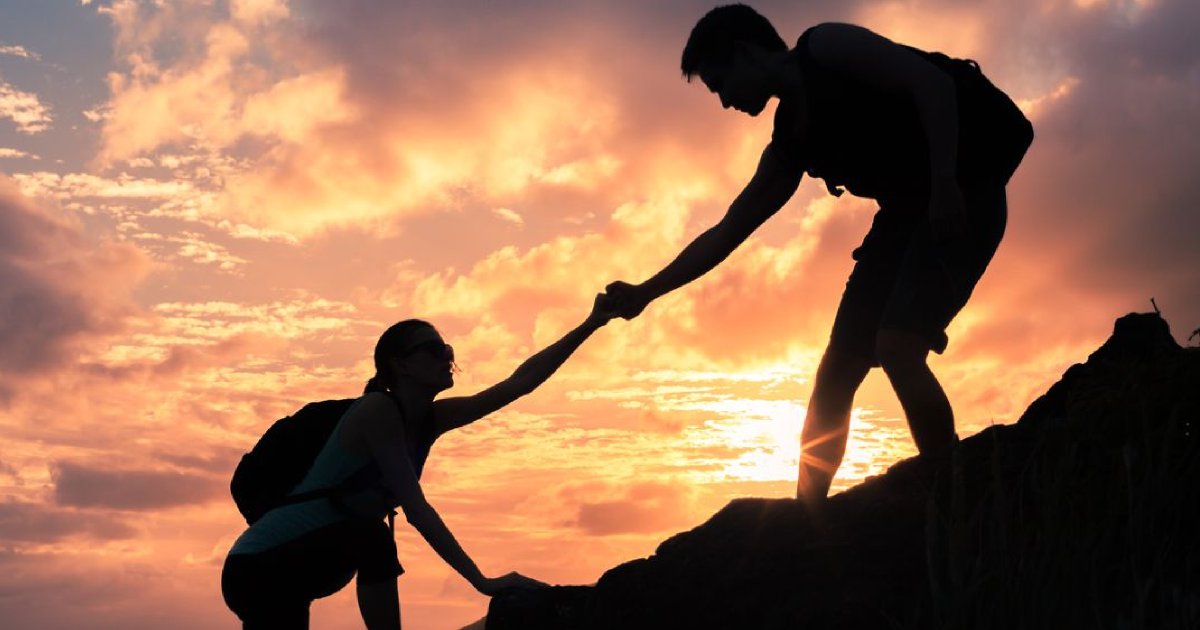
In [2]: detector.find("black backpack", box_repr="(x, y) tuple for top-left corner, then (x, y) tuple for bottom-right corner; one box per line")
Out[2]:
(230, 398), (363, 524)
(792, 27), (1034, 195)
(907, 47), (1035, 185)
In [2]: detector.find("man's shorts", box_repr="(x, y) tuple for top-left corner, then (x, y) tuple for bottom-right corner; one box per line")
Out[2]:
(828, 181), (1007, 364)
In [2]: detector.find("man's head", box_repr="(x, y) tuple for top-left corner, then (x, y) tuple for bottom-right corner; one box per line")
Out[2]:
(681, 4), (787, 116)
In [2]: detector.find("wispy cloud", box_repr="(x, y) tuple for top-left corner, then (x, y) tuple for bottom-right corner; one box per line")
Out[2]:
(0, 79), (52, 133)
(0, 147), (36, 159)
(12, 171), (194, 200)
(492, 207), (525, 227)
(0, 44), (40, 60)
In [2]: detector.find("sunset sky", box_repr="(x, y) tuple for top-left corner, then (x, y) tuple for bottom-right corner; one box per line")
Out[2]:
(1, 0), (1197, 628)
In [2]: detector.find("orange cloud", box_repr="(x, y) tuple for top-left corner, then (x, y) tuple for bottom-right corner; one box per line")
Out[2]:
(229, 0), (288, 26)
(570, 480), (700, 536)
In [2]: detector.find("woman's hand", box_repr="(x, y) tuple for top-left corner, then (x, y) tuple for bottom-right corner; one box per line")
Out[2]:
(603, 280), (650, 320)
(476, 571), (550, 596)
(586, 291), (621, 326)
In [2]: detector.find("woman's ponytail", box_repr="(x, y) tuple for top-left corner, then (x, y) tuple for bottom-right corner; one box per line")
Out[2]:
(363, 373), (388, 394)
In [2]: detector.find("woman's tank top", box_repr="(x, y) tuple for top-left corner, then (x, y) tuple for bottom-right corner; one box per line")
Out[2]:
(228, 395), (434, 555)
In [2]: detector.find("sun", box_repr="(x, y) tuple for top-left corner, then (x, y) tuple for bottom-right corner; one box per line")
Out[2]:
(678, 395), (914, 490)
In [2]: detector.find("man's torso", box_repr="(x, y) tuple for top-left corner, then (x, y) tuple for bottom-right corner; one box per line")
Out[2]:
(770, 26), (1032, 200)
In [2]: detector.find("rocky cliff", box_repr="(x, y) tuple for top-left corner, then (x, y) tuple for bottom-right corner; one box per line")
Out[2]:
(488, 312), (1199, 629)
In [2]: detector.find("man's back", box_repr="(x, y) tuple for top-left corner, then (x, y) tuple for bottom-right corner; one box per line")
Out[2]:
(769, 25), (1032, 201)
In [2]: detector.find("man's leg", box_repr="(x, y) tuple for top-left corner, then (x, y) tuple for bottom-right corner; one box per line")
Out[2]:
(875, 329), (956, 459)
(806, 198), (920, 501)
(805, 206), (912, 502)
(798, 347), (873, 502)
(874, 182), (1006, 460)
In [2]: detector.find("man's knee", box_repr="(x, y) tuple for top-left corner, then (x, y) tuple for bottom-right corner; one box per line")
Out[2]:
(875, 329), (931, 373)
(813, 347), (873, 395)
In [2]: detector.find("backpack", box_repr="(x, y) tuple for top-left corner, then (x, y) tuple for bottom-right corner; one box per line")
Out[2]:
(790, 27), (1034, 196)
(230, 398), (362, 524)
(230, 393), (437, 527)
(907, 47), (1035, 185)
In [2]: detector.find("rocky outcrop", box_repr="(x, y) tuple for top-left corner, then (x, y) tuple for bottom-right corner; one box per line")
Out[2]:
(488, 313), (1200, 629)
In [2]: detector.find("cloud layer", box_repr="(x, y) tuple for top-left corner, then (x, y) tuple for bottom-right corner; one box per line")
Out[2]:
(52, 462), (223, 511)
(1, 1), (1197, 629)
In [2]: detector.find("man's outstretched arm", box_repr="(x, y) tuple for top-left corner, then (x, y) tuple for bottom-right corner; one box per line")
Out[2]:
(607, 146), (803, 318)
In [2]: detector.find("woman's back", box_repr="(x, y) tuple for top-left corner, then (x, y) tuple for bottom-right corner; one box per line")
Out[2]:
(228, 397), (376, 556)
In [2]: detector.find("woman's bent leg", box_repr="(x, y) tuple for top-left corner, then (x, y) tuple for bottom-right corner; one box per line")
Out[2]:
(223, 553), (311, 629)
(357, 574), (401, 630)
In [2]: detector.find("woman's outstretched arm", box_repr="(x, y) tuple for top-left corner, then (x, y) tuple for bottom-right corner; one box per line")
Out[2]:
(432, 294), (617, 434)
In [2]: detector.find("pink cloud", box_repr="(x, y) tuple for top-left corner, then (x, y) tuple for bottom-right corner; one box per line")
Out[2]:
(51, 462), (224, 511)
(0, 502), (137, 543)
(0, 177), (148, 397)
(0, 78), (51, 134)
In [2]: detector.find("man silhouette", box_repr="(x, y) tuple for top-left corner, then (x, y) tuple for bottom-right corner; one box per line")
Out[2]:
(605, 4), (1031, 502)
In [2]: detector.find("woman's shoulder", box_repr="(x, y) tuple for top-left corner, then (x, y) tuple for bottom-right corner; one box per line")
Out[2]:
(336, 392), (406, 457)
(343, 392), (404, 434)
(359, 390), (397, 408)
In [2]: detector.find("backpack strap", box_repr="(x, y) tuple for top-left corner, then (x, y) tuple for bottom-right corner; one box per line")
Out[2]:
(379, 390), (403, 534)
(273, 391), (406, 534)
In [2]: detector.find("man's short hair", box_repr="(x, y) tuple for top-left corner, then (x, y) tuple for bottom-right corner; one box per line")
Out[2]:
(681, 4), (787, 80)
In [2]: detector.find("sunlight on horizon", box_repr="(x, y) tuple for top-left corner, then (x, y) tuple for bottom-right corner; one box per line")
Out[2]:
(562, 360), (923, 493)
(686, 401), (914, 489)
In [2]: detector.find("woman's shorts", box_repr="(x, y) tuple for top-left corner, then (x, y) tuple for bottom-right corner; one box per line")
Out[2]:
(222, 518), (402, 627)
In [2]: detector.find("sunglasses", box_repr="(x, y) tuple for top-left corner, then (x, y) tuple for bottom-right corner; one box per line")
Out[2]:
(404, 340), (455, 361)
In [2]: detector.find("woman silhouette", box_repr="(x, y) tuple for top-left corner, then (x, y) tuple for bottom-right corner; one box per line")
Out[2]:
(222, 295), (616, 628)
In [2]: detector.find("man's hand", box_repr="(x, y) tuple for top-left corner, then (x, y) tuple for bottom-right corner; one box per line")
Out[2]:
(603, 281), (651, 320)
(928, 177), (968, 242)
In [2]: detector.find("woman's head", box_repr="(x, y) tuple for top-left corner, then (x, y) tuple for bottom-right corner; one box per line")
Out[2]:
(364, 319), (457, 394)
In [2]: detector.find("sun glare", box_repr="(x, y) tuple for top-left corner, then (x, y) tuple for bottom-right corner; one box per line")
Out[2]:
(660, 364), (915, 491)
(702, 399), (805, 483)
(628, 363), (908, 488)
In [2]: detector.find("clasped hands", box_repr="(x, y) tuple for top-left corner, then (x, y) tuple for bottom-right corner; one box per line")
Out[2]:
(590, 280), (650, 323)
